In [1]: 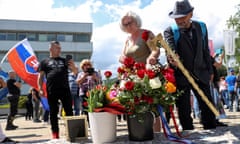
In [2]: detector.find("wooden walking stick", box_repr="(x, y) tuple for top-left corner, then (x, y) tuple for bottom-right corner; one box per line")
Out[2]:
(147, 33), (219, 117)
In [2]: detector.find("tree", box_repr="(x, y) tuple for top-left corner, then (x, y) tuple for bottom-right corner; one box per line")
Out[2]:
(226, 4), (240, 69)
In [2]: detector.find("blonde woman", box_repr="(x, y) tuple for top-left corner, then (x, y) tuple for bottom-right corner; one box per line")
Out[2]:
(76, 59), (101, 115)
(119, 11), (161, 132)
(119, 11), (160, 65)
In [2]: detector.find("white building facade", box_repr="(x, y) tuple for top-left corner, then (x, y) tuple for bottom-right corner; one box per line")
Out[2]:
(0, 19), (93, 94)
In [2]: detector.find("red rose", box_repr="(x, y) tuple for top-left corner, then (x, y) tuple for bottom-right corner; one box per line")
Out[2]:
(146, 69), (155, 79)
(134, 97), (140, 105)
(162, 67), (176, 84)
(123, 57), (135, 68)
(117, 67), (125, 74)
(83, 101), (88, 107)
(134, 62), (145, 70)
(125, 81), (135, 91)
(104, 71), (112, 78)
(137, 69), (145, 79)
(142, 30), (149, 41)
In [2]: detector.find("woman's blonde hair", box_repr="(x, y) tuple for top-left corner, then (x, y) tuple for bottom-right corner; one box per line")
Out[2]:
(79, 59), (93, 70)
(119, 11), (142, 32)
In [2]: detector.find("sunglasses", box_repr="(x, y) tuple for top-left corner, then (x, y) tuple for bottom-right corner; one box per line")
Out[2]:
(123, 20), (133, 27)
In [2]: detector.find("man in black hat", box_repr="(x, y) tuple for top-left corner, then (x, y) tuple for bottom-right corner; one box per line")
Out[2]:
(164, 0), (216, 130)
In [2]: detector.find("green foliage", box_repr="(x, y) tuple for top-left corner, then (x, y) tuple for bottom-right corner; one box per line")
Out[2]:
(0, 95), (27, 109)
(18, 95), (27, 108)
(226, 4), (240, 65)
(217, 65), (228, 77)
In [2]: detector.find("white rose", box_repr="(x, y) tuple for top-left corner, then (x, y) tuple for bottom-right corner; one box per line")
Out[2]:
(149, 77), (162, 89)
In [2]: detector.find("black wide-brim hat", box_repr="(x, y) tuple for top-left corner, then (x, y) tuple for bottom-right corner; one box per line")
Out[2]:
(169, 0), (194, 18)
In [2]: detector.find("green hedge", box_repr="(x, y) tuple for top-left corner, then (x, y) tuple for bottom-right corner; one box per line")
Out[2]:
(0, 95), (28, 109)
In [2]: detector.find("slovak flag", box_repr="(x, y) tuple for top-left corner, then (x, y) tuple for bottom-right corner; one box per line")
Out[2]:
(1, 38), (47, 97)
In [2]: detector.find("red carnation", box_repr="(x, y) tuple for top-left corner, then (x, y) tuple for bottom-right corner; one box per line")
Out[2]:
(104, 71), (112, 78)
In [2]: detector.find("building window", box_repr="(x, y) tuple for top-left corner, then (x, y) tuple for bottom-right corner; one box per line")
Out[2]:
(65, 35), (73, 42)
(74, 33), (90, 42)
(27, 33), (37, 41)
(39, 34), (48, 41)
(6, 33), (16, 40)
(57, 34), (65, 41)
(36, 52), (49, 61)
(0, 51), (7, 58)
(0, 32), (6, 40)
(47, 34), (56, 41)
(18, 33), (27, 41)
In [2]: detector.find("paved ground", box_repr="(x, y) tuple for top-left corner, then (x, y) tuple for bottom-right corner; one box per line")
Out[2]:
(1, 109), (240, 144)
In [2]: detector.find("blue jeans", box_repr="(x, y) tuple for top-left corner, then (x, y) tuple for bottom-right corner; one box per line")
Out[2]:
(221, 90), (229, 107)
(235, 88), (240, 110)
(72, 94), (82, 115)
(193, 94), (200, 119)
(228, 90), (238, 111)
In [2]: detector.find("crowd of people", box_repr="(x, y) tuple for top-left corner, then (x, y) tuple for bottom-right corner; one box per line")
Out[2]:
(0, 0), (240, 143)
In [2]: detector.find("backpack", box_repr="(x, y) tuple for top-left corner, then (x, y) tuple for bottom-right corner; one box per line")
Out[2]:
(170, 20), (207, 50)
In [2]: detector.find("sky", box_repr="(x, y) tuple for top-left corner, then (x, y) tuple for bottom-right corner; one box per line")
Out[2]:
(0, 0), (239, 77)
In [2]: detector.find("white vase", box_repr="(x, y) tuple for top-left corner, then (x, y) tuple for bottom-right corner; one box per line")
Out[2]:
(89, 112), (117, 144)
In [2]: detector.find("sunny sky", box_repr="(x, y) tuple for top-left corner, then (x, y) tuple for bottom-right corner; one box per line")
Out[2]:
(0, 0), (239, 77)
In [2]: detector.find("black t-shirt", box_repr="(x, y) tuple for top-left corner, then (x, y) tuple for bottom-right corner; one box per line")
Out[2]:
(38, 57), (69, 91)
(7, 79), (20, 95)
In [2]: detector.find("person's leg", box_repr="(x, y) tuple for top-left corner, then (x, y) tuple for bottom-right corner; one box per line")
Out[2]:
(228, 91), (234, 112)
(193, 94), (200, 119)
(0, 124), (6, 141)
(175, 86), (193, 130)
(0, 124), (16, 143)
(48, 93), (60, 139)
(194, 83), (216, 129)
(221, 90), (227, 108)
(33, 100), (41, 122)
(60, 91), (73, 116)
(236, 88), (239, 111)
(73, 94), (80, 115)
(6, 96), (19, 130)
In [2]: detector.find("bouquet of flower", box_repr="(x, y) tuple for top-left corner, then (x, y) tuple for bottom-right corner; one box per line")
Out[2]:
(116, 57), (180, 116)
(86, 70), (125, 114)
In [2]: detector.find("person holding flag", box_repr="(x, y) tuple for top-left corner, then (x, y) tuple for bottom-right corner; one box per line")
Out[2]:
(37, 41), (77, 139)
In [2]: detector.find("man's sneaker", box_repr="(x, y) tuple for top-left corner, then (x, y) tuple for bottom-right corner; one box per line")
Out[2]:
(5, 125), (17, 130)
(12, 124), (18, 129)
(33, 119), (42, 123)
(1, 137), (17, 143)
(216, 120), (228, 127)
(52, 132), (59, 139)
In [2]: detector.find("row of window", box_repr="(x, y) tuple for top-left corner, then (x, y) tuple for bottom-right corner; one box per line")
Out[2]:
(36, 52), (91, 61)
(0, 31), (91, 42)
(0, 51), (91, 62)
